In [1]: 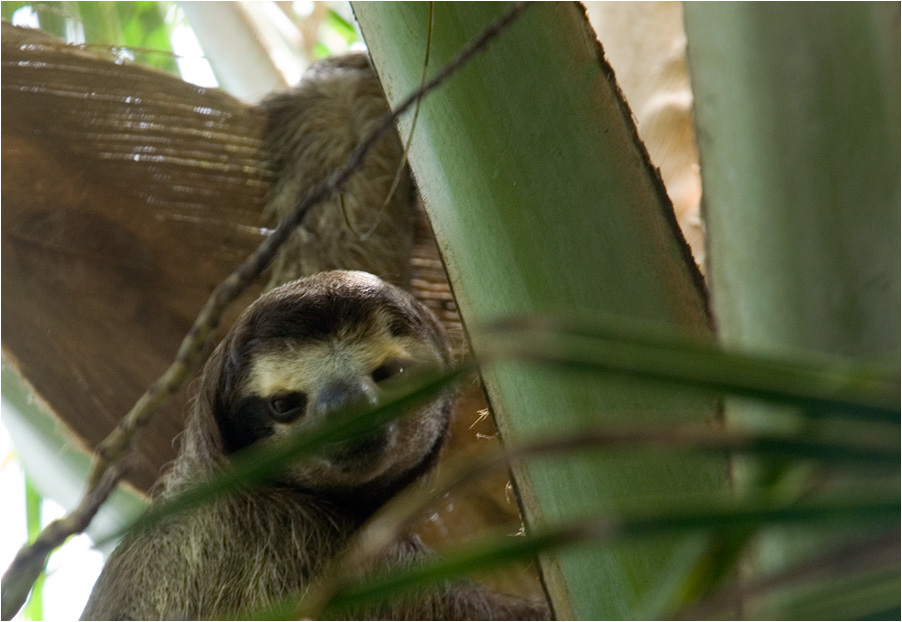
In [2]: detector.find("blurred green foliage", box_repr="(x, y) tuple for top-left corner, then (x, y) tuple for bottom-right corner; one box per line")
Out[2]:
(2, 1), (180, 73)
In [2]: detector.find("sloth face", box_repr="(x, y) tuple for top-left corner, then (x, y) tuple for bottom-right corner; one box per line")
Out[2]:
(212, 271), (452, 509)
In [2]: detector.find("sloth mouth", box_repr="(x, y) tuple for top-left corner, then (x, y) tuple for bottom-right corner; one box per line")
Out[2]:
(325, 426), (390, 473)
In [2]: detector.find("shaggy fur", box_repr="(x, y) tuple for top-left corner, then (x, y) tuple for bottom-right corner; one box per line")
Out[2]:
(81, 272), (549, 620)
(260, 54), (416, 290)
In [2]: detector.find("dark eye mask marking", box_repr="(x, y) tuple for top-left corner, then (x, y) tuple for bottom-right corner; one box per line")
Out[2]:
(219, 396), (275, 454)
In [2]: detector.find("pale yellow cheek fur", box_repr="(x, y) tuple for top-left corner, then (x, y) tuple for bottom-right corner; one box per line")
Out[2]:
(244, 332), (440, 399)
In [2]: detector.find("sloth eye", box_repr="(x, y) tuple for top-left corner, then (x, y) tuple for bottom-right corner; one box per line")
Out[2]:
(371, 359), (406, 383)
(267, 392), (307, 423)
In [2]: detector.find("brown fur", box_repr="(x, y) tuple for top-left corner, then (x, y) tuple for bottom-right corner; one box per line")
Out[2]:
(260, 54), (416, 290)
(81, 272), (548, 620)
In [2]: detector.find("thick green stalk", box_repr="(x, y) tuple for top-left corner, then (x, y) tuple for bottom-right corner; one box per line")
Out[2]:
(353, 3), (723, 618)
(685, 3), (899, 360)
(685, 3), (900, 618)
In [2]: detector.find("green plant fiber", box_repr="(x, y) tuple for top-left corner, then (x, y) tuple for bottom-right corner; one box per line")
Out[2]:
(352, 3), (725, 618)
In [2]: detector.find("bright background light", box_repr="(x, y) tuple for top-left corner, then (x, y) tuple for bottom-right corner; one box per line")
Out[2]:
(1, 421), (105, 621)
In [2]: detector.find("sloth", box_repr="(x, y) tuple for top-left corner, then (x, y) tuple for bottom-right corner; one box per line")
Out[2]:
(260, 53), (416, 290)
(80, 271), (549, 620)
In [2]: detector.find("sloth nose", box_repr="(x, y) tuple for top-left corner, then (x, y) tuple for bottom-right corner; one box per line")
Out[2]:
(314, 377), (378, 416)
